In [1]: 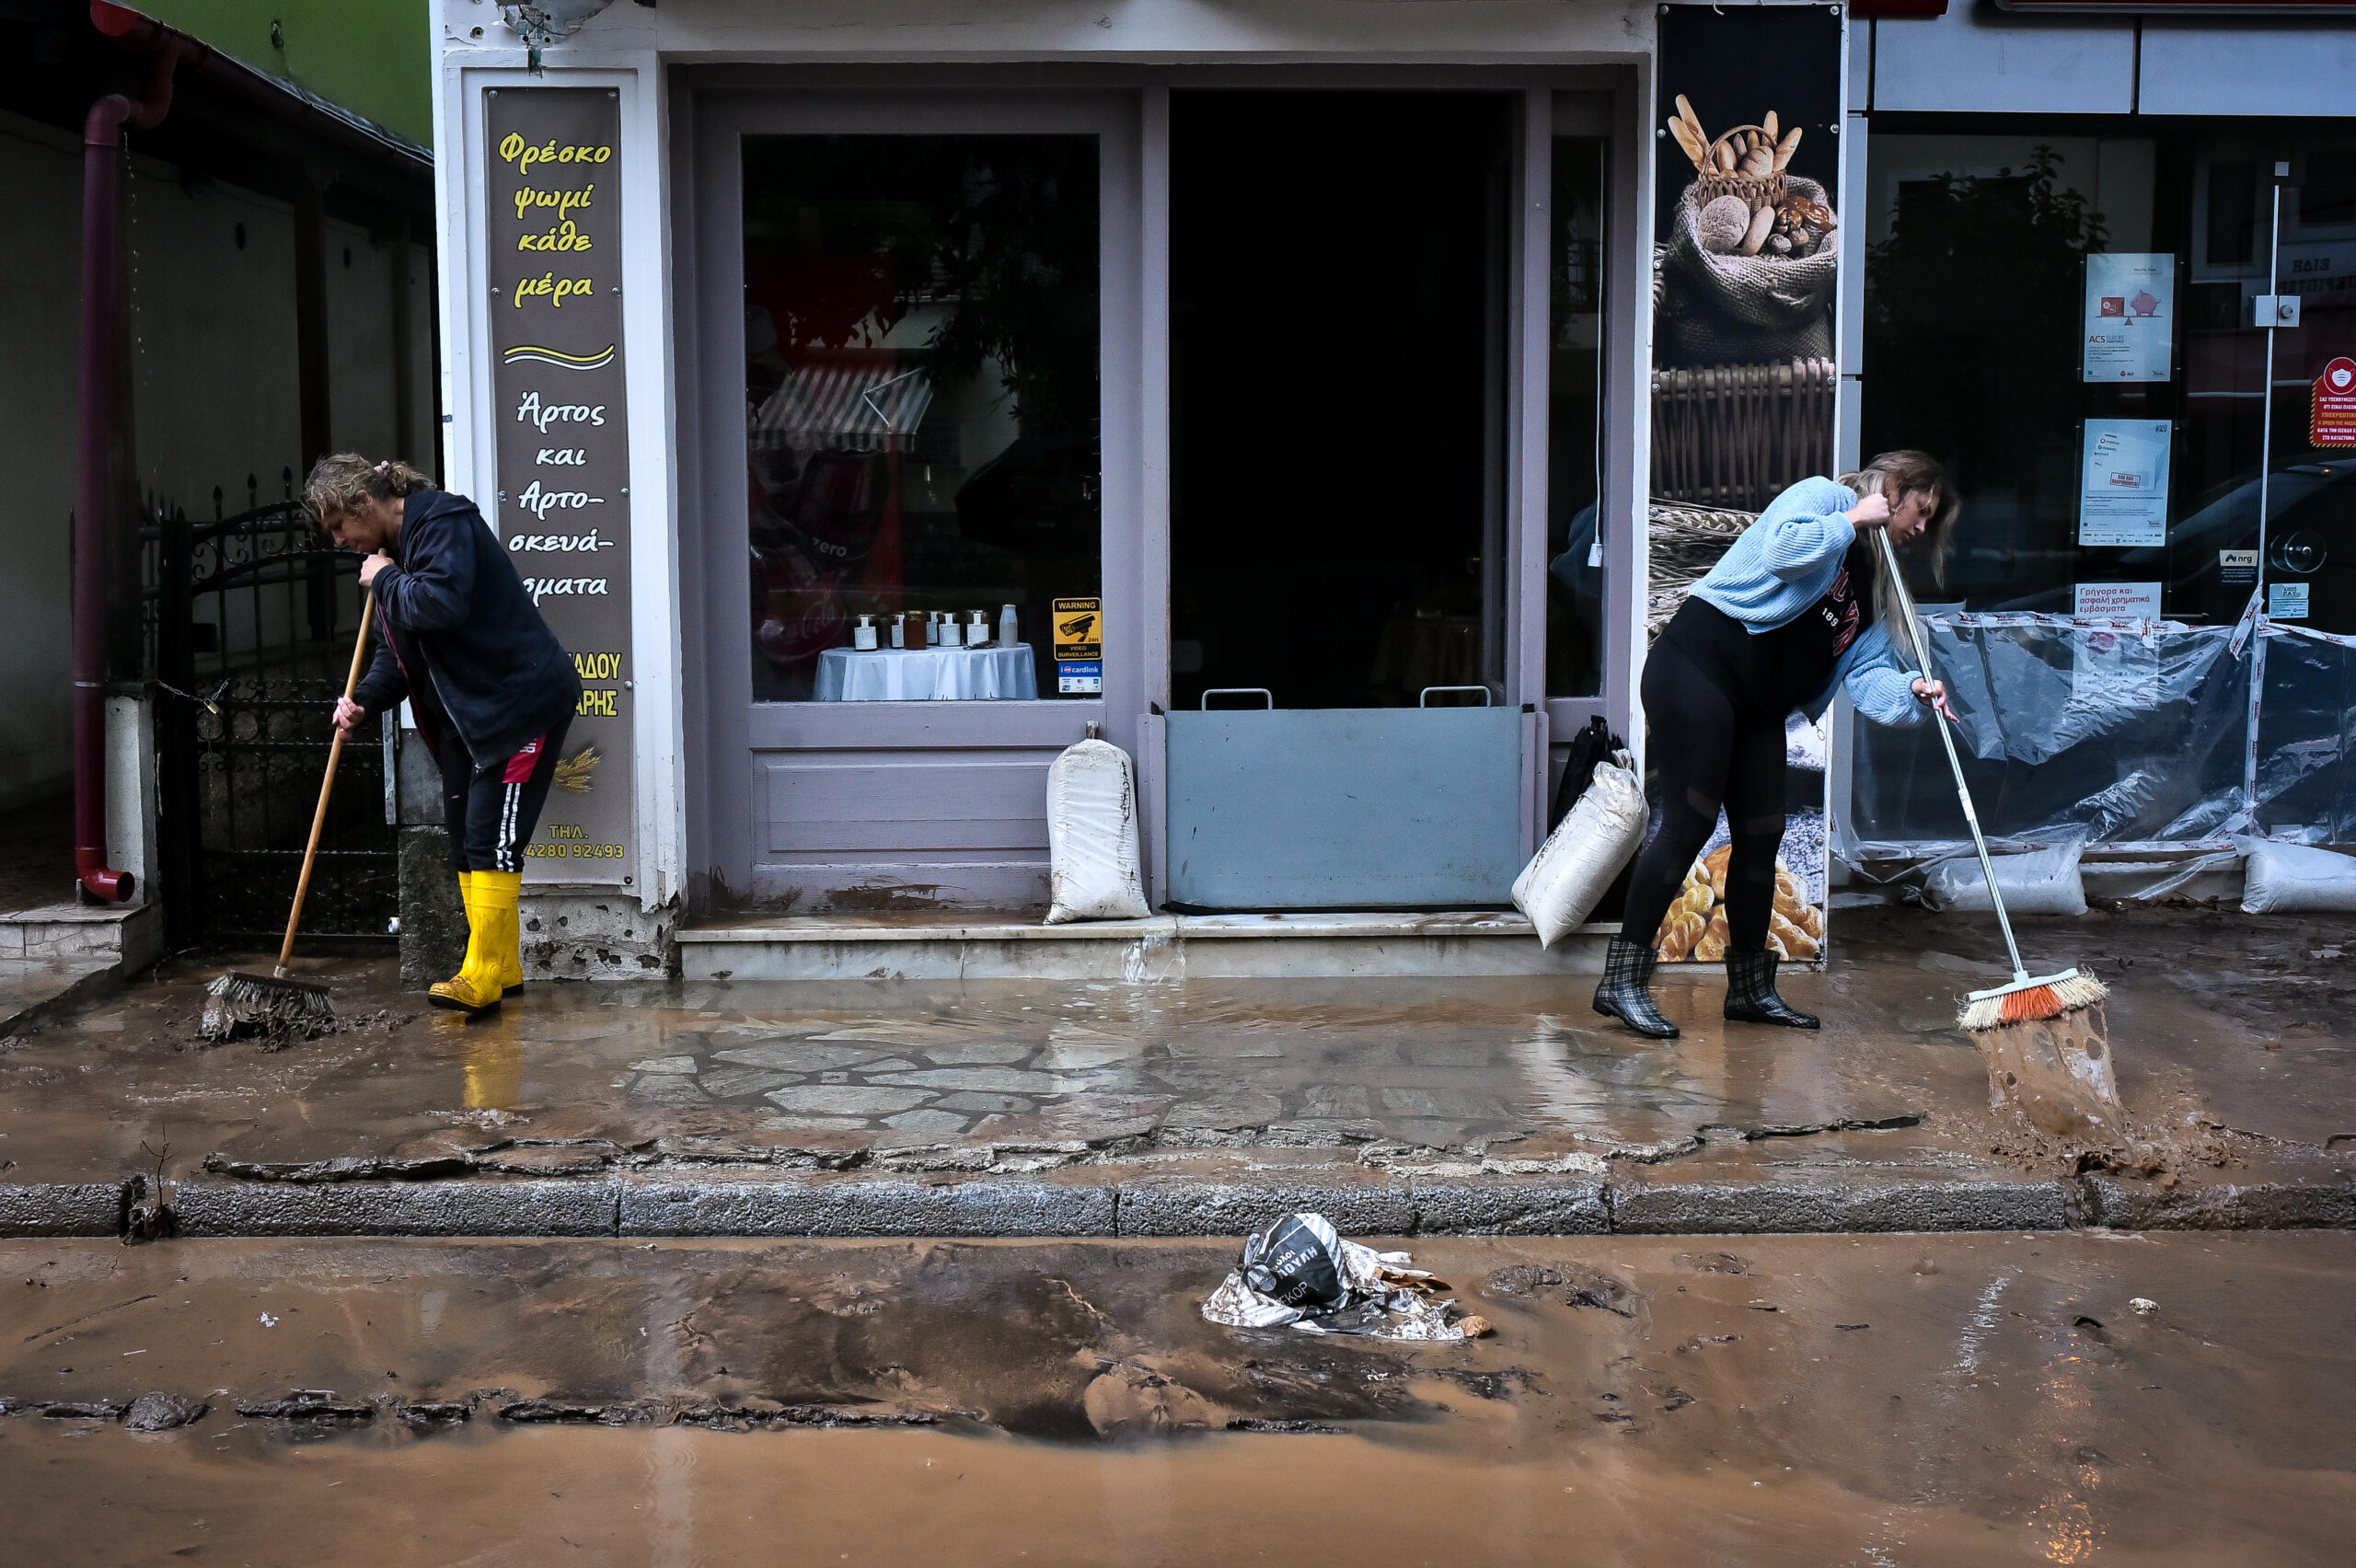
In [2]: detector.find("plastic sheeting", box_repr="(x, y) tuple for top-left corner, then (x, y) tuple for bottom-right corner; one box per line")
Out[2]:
(1844, 614), (2356, 859)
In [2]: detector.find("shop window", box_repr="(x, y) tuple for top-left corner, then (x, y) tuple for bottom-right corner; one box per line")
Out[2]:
(1855, 124), (2356, 851)
(1546, 135), (1609, 698)
(740, 134), (1102, 702)
(1863, 140), (2119, 611)
(1166, 93), (1511, 710)
(2206, 159), (2257, 268)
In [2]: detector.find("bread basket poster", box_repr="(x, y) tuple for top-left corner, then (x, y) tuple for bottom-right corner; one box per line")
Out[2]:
(1648, 3), (1843, 967)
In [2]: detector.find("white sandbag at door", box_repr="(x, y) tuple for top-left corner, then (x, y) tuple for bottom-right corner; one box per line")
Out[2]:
(2239, 837), (2356, 914)
(1512, 756), (1647, 947)
(1045, 738), (1151, 924)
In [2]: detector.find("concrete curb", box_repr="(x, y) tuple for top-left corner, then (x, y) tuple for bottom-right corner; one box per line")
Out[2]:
(0, 1182), (128, 1238)
(1, 1169), (2347, 1241)
(1611, 1176), (2076, 1235)
(619, 1174), (1118, 1238)
(1409, 1177), (1612, 1236)
(1115, 1174), (1416, 1239)
(2076, 1173), (2356, 1231)
(173, 1177), (620, 1238)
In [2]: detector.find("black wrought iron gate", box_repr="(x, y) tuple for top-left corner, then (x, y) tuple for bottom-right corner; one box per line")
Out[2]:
(145, 484), (398, 948)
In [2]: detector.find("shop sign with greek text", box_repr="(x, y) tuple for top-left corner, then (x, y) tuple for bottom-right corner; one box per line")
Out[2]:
(486, 87), (634, 887)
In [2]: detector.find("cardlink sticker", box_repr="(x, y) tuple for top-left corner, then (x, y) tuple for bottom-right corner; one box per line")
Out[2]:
(2270, 582), (2311, 620)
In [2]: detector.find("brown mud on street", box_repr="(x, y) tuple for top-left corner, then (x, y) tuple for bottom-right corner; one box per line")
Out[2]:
(0, 1232), (2349, 1564)
(1, 905), (2350, 1197)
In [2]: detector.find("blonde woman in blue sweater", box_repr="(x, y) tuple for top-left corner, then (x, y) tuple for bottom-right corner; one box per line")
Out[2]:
(1596, 451), (1962, 1039)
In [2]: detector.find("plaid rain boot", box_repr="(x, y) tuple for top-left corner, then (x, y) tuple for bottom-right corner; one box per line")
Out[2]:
(1592, 934), (1679, 1039)
(1723, 947), (1820, 1029)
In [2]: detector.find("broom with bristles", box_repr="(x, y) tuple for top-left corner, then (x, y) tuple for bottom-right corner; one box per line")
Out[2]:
(1871, 531), (2123, 1137)
(199, 590), (374, 1043)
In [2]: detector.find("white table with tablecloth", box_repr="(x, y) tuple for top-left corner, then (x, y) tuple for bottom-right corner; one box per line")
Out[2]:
(813, 643), (1040, 701)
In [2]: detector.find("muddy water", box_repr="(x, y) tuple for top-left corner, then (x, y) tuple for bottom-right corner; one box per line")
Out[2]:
(2, 1233), (2350, 1564)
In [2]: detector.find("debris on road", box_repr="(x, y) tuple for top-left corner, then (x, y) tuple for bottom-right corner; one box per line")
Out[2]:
(1203, 1213), (1483, 1341)
(122, 1391), (208, 1431)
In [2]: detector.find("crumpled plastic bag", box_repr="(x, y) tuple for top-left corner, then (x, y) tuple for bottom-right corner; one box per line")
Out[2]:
(1200, 1213), (1480, 1342)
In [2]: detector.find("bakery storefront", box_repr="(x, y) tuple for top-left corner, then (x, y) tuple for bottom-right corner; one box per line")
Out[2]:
(432, 0), (2356, 972)
(439, 0), (1667, 957)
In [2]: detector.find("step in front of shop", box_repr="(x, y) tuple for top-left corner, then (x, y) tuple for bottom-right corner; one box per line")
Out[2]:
(676, 911), (1619, 981)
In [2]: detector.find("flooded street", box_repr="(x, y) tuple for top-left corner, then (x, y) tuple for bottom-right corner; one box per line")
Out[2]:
(4, 1231), (2350, 1564)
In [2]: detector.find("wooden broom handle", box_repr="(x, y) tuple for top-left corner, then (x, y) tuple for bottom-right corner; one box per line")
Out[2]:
(277, 586), (375, 977)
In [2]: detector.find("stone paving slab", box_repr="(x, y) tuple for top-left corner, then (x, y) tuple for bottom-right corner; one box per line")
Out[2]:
(0, 956), (121, 1037)
(2, 905), (2352, 1239)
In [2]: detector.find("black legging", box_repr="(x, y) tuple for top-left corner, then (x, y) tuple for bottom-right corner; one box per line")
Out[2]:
(1622, 637), (1789, 954)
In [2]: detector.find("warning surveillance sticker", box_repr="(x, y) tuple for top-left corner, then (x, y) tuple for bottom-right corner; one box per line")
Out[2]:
(1052, 596), (1103, 696)
(1052, 597), (1103, 661)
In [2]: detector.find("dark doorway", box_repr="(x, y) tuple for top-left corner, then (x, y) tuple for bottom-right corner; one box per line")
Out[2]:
(1170, 92), (1513, 710)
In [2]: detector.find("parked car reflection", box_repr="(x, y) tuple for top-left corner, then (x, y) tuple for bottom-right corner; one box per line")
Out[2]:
(1987, 463), (2354, 631)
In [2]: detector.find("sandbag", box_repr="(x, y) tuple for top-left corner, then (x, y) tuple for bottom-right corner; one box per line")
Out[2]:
(2239, 837), (2356, 914)
(1512, 756), (1647, 947)
(1922, 838), (2087, 917)
(1044, 738), (1150, 924)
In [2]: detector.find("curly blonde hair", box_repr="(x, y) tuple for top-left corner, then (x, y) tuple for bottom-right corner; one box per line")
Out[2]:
(303, 453), (434, 525)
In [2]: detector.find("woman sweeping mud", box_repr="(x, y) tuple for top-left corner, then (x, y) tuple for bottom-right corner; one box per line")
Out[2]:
(1595, 452), (1961, 1039)
(309, 455), (582, 1018)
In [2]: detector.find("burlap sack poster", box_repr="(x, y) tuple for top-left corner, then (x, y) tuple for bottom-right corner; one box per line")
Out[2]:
(1647, 6), (1843, 966)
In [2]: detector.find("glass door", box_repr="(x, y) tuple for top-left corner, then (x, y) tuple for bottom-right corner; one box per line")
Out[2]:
(1159, 89), (1539, 910)
(693, 91), (1138, 912)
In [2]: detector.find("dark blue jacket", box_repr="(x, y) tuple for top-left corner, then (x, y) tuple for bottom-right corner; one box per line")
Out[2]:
(352, 489), (582, 763)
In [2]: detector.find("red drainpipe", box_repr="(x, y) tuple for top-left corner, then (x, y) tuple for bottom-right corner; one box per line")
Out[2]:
(74, 4), (193, 902)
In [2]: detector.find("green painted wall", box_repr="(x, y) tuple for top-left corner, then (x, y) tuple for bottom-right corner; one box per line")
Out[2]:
(129, 1), (431, 147)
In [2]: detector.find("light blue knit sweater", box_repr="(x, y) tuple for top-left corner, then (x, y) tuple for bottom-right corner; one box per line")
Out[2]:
(1685, 475), (1929, 728)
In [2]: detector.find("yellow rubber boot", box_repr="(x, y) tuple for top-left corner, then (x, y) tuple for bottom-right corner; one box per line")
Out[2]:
(475, 870), (524, 997)
(430, 870), (513, 1017)
(496, 877), (525, 997)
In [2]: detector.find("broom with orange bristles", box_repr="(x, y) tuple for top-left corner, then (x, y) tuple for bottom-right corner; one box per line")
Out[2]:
(1872, 530), (2124, 1138)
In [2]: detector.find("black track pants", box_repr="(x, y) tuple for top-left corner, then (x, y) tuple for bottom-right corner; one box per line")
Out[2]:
(1622, 638), (1788, 953)
(439, 711), (574, 874)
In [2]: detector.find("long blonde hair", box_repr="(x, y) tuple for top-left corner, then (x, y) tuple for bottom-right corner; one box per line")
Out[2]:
(303, 453), (434, 525)
(1836, 449), (1958, 663)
